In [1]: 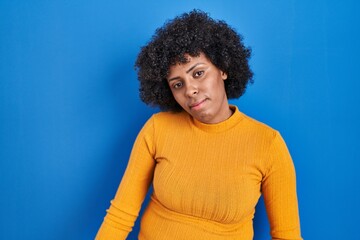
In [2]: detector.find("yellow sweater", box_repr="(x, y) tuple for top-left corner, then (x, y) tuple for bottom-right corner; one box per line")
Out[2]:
(96, 106), (302, 240)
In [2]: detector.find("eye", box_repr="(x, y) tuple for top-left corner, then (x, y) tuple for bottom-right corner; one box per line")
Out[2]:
(194, 70), (204, 78)
(173, 82), (183, 89)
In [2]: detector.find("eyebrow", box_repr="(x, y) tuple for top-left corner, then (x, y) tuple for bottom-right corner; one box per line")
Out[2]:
(167, 63), (205, 82)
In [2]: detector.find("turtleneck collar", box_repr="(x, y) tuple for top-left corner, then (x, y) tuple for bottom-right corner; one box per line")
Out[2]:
(190, 105), (244, 133)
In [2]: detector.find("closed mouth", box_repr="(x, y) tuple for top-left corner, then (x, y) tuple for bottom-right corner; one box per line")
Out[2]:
(189, 99), (207, 109)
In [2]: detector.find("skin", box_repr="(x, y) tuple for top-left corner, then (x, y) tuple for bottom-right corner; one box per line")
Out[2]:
(167, 53), (232, 124)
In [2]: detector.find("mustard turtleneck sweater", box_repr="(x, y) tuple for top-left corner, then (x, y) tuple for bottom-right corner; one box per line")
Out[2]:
(96, 106), (302, 240)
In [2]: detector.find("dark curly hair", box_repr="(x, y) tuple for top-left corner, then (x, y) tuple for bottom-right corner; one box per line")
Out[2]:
(135, 9), (253, 112)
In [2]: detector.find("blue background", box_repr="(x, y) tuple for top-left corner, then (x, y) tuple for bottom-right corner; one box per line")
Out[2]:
(1, 0), (359, 239)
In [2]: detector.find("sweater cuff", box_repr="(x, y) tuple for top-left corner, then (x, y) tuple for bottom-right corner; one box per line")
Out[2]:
(95, 222), (130, 240)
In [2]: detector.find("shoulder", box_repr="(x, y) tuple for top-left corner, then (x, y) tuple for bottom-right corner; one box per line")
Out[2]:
(151, 110), (190, 126)
(242, 112), (277, 133)
(237, 112), (291, 168)
(239, 111), (280, 143)
(134, 111), (189, 144)
(140, 111), (191, 135)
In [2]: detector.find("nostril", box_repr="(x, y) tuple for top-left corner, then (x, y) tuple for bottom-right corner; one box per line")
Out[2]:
(185, 85), (198, 96)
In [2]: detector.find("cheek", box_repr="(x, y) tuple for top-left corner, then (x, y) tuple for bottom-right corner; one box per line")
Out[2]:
(207, 80), (222, 94)
(215, 78), (226, 92)
(171, 91), (185, 105)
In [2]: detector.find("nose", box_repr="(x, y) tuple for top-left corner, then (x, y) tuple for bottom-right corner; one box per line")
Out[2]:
(185, 81), (198, 97)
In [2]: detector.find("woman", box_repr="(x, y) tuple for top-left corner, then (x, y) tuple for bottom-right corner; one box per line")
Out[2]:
(96, 10), (302, 240)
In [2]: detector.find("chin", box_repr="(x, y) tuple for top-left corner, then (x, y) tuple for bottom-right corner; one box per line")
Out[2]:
(196, 112), (214, 123)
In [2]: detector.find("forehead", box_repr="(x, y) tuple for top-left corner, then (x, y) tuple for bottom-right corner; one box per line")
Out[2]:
(168, 53), (209, 74)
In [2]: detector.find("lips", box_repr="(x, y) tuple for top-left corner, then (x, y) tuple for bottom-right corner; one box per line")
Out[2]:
(189, 99), (207, 109)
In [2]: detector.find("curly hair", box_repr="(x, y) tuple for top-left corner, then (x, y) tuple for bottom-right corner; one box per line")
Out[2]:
(135, 9), (253, 112)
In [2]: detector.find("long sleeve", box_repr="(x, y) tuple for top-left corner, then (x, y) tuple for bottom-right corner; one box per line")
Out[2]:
(262, 132), (302, 240)
(96, 117), (156, 240)
(96, 107), (303, 240)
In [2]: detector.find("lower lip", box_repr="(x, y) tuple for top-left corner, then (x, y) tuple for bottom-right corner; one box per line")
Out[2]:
(190, 99), (207, 111)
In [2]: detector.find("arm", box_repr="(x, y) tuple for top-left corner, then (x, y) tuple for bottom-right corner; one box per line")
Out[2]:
(261, 132), (302, 240)
(96, 117), (156, 240)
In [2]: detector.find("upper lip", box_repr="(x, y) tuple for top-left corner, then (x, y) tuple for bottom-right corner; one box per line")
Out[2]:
(189, 99), (207, 108)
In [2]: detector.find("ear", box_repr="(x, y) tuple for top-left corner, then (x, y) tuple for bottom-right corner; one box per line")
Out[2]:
(221, 71), (228, 80)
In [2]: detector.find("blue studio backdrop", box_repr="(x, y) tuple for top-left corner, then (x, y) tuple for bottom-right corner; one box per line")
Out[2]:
(1, 1), (359, 239)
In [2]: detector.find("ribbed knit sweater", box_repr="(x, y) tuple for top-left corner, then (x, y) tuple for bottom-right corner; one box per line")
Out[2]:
(96, 105), (302, 240)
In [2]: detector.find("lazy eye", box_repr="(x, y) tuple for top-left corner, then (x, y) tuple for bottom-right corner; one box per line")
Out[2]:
(194, 70), (204, 78)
